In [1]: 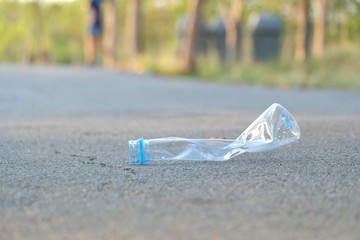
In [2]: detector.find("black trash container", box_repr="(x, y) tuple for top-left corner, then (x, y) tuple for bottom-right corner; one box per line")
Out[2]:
(176, 15), (209, 55)
(248, 14), (282, 61)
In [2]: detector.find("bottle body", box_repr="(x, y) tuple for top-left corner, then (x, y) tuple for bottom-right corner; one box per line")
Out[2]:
(129, 138), (240, 164)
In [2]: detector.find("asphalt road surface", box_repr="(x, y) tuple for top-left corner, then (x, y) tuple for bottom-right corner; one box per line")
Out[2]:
(1, 65), (360, 240)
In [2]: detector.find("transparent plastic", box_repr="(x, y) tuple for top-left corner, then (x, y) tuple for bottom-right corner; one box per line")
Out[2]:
(129, 103), (300, 164)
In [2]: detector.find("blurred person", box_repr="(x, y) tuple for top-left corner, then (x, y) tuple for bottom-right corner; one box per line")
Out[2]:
(85, 0), (103, 65)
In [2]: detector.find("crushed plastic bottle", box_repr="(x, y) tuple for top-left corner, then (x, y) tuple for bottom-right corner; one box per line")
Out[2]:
(129, 103), (300, 164)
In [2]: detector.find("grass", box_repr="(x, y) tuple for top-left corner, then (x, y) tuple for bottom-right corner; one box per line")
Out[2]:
(194, 45), (360, 90)
(135, 43), (360, 90)
(115, 45), (360, 90)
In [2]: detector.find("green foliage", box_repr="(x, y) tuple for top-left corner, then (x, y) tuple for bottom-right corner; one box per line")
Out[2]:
(0, 1), (30, 62)
(141, 0), (184, 53)
(0, 0), (84, 63)
(44, 1), (85, 63)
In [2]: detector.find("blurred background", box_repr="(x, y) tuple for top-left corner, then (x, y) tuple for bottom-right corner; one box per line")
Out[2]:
(1, 0), (360, 89)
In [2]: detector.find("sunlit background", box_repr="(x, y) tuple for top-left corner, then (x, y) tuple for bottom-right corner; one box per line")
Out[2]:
(1, 0), (360, 89)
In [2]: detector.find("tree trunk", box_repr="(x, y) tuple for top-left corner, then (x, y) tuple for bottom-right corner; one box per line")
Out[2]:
(182, 0), (202, 72)
(125, 0), (141, 57)
(225, 0), (245, 64)
(294, 0), (310, 62)
(312, 0), (327, 58)
(103, 0), (118, 68)
(32, 0), (47, 63)
(281, 1), (296, 64)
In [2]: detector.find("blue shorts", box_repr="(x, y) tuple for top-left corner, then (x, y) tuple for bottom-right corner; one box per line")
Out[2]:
(88, 24), (102, 37)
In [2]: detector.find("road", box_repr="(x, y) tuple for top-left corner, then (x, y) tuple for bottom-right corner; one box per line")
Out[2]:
(1, 65), (360, 239)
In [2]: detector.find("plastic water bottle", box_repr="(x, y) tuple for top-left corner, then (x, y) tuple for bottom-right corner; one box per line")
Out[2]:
(129, 103), (300, 164)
